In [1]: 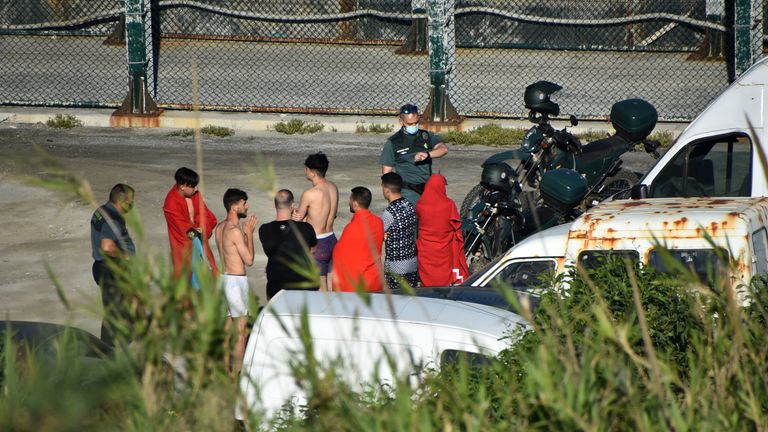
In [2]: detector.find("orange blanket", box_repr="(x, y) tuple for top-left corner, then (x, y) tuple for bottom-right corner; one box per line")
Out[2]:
(332, 209), (384, 292)
(162, 185), (219, 278)
(415, 174), (469, 286)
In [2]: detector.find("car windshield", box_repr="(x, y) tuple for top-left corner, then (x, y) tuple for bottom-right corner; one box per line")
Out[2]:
(462, 253), (507, 286)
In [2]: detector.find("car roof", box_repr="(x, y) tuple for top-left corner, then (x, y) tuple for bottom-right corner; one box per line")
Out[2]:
(571, 197), (767, 239)
(266, 290), (530, 336)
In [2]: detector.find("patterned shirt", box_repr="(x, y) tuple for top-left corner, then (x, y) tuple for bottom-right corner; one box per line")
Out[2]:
(381, 197), (418, 275)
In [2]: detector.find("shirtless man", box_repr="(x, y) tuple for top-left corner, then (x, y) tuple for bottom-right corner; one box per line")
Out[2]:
(214, 188), (258, 376)
(292, 152), (339, 291)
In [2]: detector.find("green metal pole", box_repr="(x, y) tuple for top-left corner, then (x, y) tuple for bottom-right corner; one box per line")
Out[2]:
(733, 0), (761, 77)
(122, 0), (157, 114)
(424, 0), (458, 123)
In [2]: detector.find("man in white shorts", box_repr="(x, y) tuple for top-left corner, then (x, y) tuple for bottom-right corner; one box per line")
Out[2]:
(214, 188), (257, 376)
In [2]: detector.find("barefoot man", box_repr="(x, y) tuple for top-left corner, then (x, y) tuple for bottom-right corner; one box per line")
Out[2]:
(292, 153), (339, 291)
(214, 188), (258, 375)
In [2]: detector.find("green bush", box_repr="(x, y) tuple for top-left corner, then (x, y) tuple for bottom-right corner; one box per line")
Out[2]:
(46, 114), (83, 129)
(442, 124), (678, 148)
(273, 119), (324, 135)
(169, 126), (234, 138)
(355, 123), (394, 134)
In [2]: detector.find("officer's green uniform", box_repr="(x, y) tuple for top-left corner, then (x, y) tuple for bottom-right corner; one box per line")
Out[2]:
(379, 128), (442, 205)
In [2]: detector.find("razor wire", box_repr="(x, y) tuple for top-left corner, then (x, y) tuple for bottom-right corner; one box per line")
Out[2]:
(0, 4), (729, 32)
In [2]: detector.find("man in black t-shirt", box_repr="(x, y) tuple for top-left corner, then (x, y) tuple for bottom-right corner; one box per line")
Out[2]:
(259, 189), (318, 300)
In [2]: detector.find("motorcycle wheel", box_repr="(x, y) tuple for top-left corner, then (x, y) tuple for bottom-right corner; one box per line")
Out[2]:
(465, 215), (508, 275)
(460, 184), (485, 219)
(590, 169), (639, 204)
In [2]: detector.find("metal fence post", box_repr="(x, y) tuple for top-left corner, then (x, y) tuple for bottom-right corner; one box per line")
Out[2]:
(733, 0), (764, 77)
(118, 0), (158, 115)
(397, 1), (427, 54)
(422, 0), (459, 123)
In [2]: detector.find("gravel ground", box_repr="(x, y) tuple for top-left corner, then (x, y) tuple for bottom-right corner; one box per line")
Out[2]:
(0, 123), (661, 335)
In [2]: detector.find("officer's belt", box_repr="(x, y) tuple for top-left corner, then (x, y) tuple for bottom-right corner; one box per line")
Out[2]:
(403, 182), (426, 195)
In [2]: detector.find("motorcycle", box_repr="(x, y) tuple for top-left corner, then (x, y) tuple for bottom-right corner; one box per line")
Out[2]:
(461, 82), (661, 272)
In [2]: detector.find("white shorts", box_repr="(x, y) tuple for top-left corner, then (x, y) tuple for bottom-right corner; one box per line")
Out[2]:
(223, 274), (250, 317)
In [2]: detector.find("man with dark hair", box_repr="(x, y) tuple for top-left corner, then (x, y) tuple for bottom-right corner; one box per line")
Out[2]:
(90, 183), (136, 346)
(259, 189), (318, 300)
(292, 152), (339, 291)
(214, 187), (258, 376)
(163, 167), (219, 281)
(332, 186), (384, 292)
(379, 103), (449, 205)
(381, 172), (418, 289)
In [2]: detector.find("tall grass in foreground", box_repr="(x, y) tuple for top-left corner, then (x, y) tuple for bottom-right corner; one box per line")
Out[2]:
(6, 250), (766, 430)
(3, 146), (768, 430)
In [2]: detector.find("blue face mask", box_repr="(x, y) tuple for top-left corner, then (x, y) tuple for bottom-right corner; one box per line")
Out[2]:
(404, 124), (419, 135)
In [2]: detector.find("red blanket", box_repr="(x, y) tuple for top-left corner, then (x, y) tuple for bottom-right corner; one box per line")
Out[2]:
(415, 174), (469, 286)
(162, 185), (219, 278)
(332, 209), (384, 292)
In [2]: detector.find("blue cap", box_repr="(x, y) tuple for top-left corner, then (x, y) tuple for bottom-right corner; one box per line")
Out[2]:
(399, 104), (418, 115)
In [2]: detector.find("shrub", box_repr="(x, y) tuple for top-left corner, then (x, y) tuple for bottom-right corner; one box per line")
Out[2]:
(356, 123), (394, 134)
(169, 126), (234, 138)
(273, 120), (324, 135)
(46, 114), (83, 129)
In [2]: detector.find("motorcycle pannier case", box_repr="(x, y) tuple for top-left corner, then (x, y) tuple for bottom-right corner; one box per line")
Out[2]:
(610, 99), (658, 141)
(539, 169), (588, 212)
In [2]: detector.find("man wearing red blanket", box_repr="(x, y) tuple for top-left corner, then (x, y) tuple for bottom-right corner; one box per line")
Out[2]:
(415, 174), (469, 286)
(332, 186), (385, 292)
(163, 167), (219, 280)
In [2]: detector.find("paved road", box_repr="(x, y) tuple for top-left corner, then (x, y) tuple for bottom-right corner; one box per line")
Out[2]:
(0, 36), (729, 120)
(0, 123), (660, 335)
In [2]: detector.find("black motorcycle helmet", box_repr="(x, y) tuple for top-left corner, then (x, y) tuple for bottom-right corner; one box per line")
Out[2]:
(481, 163), (516, 194)
(524, 81), (562, 116)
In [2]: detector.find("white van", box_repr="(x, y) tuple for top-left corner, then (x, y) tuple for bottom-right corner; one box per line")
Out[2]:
(237, 290), (530, 420)
(634, 56), (768, 198)
(465, 197), (768, 306)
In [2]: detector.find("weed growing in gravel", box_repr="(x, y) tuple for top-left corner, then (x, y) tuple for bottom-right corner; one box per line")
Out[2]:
(441, 124), (526, 146)
(169, 125), (234, 138)
(442, 123), (679, 147)
(201, 125), (234, 137)
(356, 123), (394, 134)
(46, 114), (83, 129)
(273, 119), (324, 135)
(168, 128), (195, 137)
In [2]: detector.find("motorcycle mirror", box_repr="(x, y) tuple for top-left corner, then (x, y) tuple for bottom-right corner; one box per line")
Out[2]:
(569, 115), (578, 126)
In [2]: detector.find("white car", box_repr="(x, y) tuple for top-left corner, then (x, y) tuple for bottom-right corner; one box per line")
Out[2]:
(237, 290), (530, 420)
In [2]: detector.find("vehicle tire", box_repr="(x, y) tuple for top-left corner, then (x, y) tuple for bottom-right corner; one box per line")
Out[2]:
(591, 169), (639, 204)
(460, 184), (484, 219)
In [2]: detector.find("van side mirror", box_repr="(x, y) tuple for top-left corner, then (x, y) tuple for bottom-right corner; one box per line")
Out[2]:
(630, 184), (648, 199)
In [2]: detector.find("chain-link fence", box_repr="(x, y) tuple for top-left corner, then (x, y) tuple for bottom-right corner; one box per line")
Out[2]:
(0, 1), (765, 120)
(0, 0), (126, 107)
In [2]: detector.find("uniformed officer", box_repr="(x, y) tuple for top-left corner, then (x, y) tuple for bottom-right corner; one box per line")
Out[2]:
(379, 104), (449, 205)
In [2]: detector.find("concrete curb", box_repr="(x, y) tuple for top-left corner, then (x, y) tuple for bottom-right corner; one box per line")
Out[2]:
(0, 106), (690, 136)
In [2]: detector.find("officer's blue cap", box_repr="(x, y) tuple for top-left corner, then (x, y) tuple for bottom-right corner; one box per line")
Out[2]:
(399, 104), (418, 115)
